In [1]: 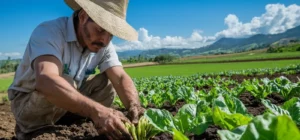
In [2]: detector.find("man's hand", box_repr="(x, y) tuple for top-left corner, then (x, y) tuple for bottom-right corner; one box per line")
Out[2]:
(92, 107), (132, 140)
(106, 66), (145, 124)
(128, 103), (146, 124)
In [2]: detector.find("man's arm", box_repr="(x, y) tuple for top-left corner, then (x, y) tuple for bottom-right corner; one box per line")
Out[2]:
(105, 66), (145, 124)
(34, 55), (103, 119)
(34, 55), (131, 139)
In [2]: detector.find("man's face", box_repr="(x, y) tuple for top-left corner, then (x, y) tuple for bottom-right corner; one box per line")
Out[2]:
(78, 11), (113, 52)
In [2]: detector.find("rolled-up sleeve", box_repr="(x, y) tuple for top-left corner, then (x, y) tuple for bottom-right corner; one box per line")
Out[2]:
(98, 43), (122, 73)
(28, 23), (63, 68)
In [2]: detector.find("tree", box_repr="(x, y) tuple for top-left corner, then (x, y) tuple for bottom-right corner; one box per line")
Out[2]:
(153, 54), (176, 63)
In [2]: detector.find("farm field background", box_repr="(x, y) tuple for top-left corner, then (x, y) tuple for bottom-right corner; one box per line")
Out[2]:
(176, 51), (300, 63)
(125, 59), (300, 78)
(0, 59), (299, 93)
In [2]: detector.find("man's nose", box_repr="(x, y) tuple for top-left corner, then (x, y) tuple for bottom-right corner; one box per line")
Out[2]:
(99, 30), (113, 43)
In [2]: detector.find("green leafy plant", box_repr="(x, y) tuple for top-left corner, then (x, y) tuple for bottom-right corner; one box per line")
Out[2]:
(125, 116), (161, 140)
(243, 78), (272, 99)
(144, 101), (213, 136)
(218, 113), (300, 140)
(212, 106), (252, 130)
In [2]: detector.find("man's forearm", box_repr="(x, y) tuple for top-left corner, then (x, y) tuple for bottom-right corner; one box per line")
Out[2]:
(35, 73), (106, 118)
(114, 73), (140, 109)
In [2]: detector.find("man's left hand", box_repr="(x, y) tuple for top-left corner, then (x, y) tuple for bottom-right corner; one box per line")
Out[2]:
(128, 103), (146, 124)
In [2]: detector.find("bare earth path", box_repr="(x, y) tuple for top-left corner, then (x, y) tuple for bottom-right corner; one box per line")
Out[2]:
(0, 73), (14, 79)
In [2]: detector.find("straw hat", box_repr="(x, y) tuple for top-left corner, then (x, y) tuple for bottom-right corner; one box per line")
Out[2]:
(64, 0), (138, 41)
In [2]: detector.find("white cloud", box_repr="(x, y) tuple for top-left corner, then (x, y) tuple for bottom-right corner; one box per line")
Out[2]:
(215, 3), (300, 38)
(0, 52), (22, 59)
(115, 3), (300, 52)
(115, 28), (215, 52)
(0, 52), (21, 57)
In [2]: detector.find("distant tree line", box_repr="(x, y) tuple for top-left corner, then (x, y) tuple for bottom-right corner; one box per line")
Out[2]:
(153, 54), (177, 63)
(121, 55), (153, 63)
(267, 43), (300, 53)
(0, 57), (21, 74)
(121, 54), (177, 64)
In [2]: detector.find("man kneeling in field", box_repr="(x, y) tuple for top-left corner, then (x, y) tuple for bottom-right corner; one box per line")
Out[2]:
(8, 0), (144, 139)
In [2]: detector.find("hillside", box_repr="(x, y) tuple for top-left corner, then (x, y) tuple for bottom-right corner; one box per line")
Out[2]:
(118, 25), (300, 58)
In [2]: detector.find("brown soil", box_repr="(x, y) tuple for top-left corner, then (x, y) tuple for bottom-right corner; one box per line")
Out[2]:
(0, 72), (15, 79)
(27, 122), (107, 140)
(150, 132), (173, 140)
(123, 62), (159, 68)
(230, 73), (300, 83)
(190, 125), (221, 140)
(160, 100), (186, 116)
(0, 103), (15, 140)
(239, 92), (285, 116)
(239, 92), (266, 116)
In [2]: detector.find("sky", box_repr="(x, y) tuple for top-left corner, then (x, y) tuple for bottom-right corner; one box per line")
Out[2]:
(0, 0), (299, 59)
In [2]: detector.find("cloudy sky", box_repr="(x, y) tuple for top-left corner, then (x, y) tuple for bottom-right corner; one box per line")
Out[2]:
(0, 0), (299, 59)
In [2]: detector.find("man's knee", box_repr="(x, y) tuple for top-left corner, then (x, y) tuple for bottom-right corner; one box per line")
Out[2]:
(10, 90), (66, 135)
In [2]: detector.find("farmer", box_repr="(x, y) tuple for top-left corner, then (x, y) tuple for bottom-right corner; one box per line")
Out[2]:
(8, 0), (144, 139)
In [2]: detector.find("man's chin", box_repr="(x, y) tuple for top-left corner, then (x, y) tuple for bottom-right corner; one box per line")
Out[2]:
(90, 49), (99, 53)
(87, 47), (100, 53)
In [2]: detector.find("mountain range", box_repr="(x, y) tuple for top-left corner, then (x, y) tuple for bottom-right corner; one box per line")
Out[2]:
(117, 25), (300, 59)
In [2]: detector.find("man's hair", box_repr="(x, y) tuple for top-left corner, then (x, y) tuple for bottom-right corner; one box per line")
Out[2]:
(74, 9), (94, 23)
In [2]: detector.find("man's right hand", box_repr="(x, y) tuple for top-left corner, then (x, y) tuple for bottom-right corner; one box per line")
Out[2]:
(91, 107), (132, 140)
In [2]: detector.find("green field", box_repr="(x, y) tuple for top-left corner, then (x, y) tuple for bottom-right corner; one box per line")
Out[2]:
(0, 60), (299, 91)
(176, 51), (300, 63)
(0, 78), (13, 93)
(125, 59), (300, 78)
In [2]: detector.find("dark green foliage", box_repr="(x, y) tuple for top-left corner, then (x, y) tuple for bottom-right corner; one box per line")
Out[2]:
(153, 54), (176, 63)
(0, 57), (21, 74)
(267, 43), (300, 53)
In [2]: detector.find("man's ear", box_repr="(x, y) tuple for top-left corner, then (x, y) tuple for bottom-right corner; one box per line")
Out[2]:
(78, 10), (88, 24)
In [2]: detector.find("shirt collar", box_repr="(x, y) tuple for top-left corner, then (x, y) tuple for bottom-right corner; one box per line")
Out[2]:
(66, 14), (77, 42)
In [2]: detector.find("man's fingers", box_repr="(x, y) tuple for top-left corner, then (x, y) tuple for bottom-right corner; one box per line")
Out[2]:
(106, 134), (114, 140)
(107, 132), (120, 140)
(96, 126), (107, 135)
(131, 108), (139, 124)
(115, 120), (132, 140)
(119, 115), (130, 123)
(113, 110), (131, 123)
(138, 107), (146, 116)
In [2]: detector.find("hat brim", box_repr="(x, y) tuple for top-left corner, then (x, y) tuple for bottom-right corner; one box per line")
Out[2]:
(65, 0), (138, 41)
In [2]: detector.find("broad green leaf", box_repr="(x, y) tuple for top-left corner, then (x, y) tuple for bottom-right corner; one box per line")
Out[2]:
(174, 102), (212, 135)
(214, 94), (231, 114)
(288, 87), (300, 99)
(218, 113), (300, 140)
(261, 99), (290, 116)
(282, 97), (299, 110)
(173, 129), (189, 140)
(213, 106), (252, 130)
(174, 104), (196, 133)
(282, 97), (300, 125)
(240, 114), (300, 140)
(144, 109), (175, 132)
(224, 94), (248, 115)
(214, 94), (248, 115)
(218, 125), (247, 140)
(192, 101), (213, 135)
